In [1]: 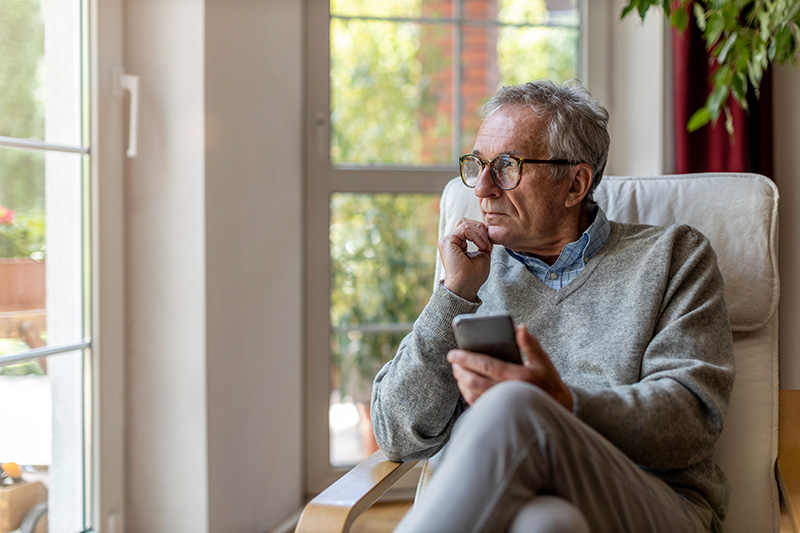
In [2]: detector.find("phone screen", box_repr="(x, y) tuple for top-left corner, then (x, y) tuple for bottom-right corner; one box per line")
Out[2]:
(452, 314), (523, 364)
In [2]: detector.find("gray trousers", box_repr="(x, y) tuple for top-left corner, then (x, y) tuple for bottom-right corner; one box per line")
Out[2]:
(395, 382), (713, 533)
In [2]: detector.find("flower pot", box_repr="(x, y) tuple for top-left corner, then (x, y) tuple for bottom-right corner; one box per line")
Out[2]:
(0, 259), (46, 346)
(0, 259), (45, 313)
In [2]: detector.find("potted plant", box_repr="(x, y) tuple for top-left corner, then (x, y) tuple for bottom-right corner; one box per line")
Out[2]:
(622, 0), (800, 132)
(0, 204), (45, 329)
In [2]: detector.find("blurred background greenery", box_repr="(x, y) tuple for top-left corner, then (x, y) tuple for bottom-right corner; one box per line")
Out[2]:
(0, 1), (47, 375)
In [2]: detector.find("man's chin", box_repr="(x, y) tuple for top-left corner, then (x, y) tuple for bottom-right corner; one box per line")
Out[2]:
(487, 227), (510, 247)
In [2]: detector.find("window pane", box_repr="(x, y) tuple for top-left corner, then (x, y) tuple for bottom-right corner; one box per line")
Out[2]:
(331, 18), (455, 165)
(0, 349), (85, 532)
(0, 147), (86, 354)
(458, 23), (500, 154)
(458, 23), (580, 153)
(498, 26), (580, 85)
(496, 0), (579, 25)
(329, 193), (440, 465)
(0, 0), (83, 147)
(0, 0), (87, 529)
(330, 1), (581, 166)
(331, 0), (456, 20)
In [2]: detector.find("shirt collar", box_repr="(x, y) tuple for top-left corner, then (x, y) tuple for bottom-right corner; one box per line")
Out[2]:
(505, 205), (611, 274)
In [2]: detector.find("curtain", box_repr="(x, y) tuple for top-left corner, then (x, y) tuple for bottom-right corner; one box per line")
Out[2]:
(672, 17), (773, 176)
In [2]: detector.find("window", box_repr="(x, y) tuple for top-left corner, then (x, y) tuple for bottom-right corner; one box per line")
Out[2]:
(0, 1), (92, 530)
(305, 0), (584, 493)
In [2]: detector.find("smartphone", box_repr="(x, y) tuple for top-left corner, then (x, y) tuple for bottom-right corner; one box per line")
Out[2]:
(452, 313), (523, 365)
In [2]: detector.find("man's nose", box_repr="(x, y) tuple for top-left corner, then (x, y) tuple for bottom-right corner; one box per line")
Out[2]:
(474, 166), (500, 198)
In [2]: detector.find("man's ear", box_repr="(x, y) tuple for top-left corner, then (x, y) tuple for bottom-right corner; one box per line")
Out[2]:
(564, 163), (593, 208)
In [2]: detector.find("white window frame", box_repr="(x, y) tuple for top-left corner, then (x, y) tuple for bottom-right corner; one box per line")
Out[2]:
(90, 1), (126, 530)
(303, 0), (610, 496)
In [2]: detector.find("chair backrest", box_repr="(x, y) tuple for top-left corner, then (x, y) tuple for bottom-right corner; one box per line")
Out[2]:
(435, 173), (780, 533)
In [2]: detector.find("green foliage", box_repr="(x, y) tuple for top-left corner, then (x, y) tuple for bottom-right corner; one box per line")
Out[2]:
(0, 361), (45, 377)
(330, 194), (439, 395)
(621, 0), (800, 134)
(330, 16), (443, 164)
(331, 0), (423, 18)
(0, 3), (47, 374)
(0, 206), (45, 259)
(330, 0), (580, 165)
(498, 27), (579, 87)
(0, 2), (46, 216)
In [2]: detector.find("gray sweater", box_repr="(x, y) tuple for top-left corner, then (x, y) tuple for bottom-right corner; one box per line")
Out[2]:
(371, 221), (735, 522)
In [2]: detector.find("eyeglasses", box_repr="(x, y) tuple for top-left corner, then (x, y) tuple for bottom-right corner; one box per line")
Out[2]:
(458, 153), (579, 190)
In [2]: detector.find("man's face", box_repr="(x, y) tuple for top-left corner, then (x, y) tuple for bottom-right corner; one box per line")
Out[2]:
(471, 105), (576, 255)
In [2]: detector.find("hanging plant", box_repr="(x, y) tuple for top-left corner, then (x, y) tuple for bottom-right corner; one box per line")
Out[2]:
(622, 0), (800, 133)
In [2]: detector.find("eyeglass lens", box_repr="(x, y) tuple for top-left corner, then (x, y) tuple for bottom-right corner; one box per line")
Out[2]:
(461, 155), (520, 189)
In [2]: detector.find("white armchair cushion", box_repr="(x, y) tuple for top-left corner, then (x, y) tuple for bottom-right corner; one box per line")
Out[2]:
(595, 174), (779, 331)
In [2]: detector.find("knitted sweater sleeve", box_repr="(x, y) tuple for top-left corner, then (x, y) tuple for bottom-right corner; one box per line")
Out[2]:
(370, 284), (479, 462)
(570, 227), (735, 470)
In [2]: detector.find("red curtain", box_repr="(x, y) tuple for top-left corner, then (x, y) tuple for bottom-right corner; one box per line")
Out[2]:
(672, 19), (773, 176)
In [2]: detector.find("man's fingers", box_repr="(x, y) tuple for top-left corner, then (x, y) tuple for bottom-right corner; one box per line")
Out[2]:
(451, 362), (495, 405)
(517, 324), (547, 366)
(453, 218), (491, 251)
(448, 350), (517, 380)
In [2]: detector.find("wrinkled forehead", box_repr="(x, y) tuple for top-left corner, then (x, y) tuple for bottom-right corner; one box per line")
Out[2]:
(475, 104), (551, 157)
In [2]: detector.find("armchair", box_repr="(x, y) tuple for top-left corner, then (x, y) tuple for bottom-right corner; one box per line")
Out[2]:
(298, 173), (782, 533)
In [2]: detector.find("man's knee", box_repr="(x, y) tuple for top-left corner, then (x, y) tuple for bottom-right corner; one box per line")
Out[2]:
(508, 496), (591, 533)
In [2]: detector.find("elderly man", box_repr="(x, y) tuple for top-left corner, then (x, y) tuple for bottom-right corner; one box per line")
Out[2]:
(370, 80), (734, 533)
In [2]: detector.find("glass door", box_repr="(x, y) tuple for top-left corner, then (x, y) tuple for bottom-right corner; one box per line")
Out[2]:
(0, 1), (91, 530)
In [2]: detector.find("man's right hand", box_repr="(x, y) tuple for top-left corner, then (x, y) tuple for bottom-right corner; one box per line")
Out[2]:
(438, 217), (493, 301)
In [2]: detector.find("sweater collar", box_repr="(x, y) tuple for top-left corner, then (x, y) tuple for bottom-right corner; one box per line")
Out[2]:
(505, 205), (611, 277)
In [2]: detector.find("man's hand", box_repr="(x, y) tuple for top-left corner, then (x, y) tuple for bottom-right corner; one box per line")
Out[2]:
(438, 218), (493, 301)
(447, 324), (573, 410)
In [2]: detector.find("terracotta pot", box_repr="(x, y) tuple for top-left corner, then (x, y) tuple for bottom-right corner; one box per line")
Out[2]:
(0, 259), (45, 312)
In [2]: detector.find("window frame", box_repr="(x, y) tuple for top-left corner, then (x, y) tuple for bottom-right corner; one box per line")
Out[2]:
(304, 0), (608, 496)
(0, 1), (126, 529)
(89, 0), (126, 529)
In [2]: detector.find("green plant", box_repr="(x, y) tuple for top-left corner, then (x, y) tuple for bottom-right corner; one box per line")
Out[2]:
(330, 193), (440, 397)
(0, 205), (45, 259)
(622, 0), (800, 133)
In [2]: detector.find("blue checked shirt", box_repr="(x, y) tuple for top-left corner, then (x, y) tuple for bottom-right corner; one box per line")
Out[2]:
(506, 206), (611, 290)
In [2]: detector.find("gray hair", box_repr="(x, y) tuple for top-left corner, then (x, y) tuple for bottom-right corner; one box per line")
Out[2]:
(481, 80), (610, 199)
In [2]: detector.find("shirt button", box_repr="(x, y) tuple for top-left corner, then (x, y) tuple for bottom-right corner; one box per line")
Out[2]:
(549, 272), (558, 280)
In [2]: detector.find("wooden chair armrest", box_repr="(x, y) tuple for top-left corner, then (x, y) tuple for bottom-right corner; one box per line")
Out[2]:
(780, 390), (800, 532)
(296, 450), (419, 533)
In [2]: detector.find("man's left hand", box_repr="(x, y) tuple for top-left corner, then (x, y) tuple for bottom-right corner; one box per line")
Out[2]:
(448, 324), (573, 410)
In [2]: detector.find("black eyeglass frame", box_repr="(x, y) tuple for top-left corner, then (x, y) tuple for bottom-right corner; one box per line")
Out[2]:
(458, 153), (579, 190)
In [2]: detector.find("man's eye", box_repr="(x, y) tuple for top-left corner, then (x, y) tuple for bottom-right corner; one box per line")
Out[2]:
(496, 158), (516, 171)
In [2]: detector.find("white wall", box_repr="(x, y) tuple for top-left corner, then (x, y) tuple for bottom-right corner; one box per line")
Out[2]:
(204, 0), (303, 530)
(124, 1), (209, 530)
(122, 0), (303, 530)
(605, 0), (671, 176)
(774, 64), (800, 389)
